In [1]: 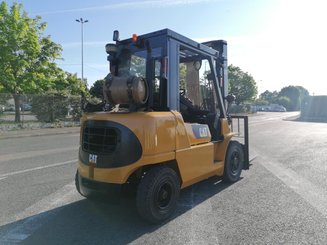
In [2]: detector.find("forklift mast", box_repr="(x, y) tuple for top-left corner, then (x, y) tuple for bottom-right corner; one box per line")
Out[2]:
(202, 40), (228, 107)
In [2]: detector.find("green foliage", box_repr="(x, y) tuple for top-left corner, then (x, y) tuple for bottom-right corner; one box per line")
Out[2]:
(259, 90), (278, 104)
(31, 92), (68, 122)
(0, 1), (62, 122)
(276, 96), (291, 109)
(68, 96), (83, 121)
(228, 65), (258, 105)
(296, 86), (310, 110)
(20, 72), (88, 123)
(278, 85), (310, 111)
(30, 91), (82, 123)
(296, 86), (310, 99)
(53, 72), (88, 96)
(89, 79), (104, 99)
(0, 93), (11, 105)
(179, 64), (187, 90)
(130, 55), (146, 77)
(279, 86), (300, 111)
(254, 98), (269, 106)
(0, 1), (62, 93)
(259, 86), (310, 111)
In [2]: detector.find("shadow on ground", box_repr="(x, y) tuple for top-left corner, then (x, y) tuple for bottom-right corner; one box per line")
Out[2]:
(0, 177), (233, 245)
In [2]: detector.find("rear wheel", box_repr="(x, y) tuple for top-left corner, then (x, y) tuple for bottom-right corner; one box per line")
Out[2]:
(136, 166), (180, 224)
(223, 141), (244, 183)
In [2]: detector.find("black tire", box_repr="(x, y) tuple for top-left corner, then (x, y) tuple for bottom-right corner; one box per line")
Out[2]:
(223, 141), (244, 183)
(136, 166), (180, 224)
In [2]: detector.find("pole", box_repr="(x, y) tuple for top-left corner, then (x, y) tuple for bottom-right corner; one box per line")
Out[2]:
(75, 18), (88, 83)
(81, 19), (84, 83)
(76, 18), (88, 110)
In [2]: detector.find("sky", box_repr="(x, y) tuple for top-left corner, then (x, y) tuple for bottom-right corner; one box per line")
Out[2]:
(5, 0), (327, 95)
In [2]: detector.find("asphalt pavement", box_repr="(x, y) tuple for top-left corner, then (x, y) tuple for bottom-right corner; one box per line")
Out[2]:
(1, 112), (327, 244)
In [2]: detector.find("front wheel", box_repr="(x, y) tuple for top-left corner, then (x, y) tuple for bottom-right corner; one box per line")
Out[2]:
(136, 166), (180, 224)
(223, 141), (244, 183)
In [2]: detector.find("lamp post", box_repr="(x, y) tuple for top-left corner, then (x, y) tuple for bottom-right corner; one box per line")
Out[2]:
(75, 18), (88, 83)
(75, 18), (88, 110)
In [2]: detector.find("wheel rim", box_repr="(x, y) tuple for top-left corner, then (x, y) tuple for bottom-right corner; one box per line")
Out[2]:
(230, 151), (240, 175)
(155, 182), (173, 210)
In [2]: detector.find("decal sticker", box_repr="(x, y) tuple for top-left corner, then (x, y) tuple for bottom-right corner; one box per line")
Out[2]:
(89, 154), (98, 165)
(199, 127), (208, 137)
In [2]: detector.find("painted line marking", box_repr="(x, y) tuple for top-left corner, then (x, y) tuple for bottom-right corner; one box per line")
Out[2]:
(257, 150), (327, 218)
(0, 182), (81, 243)
(0, 159), (77, 178)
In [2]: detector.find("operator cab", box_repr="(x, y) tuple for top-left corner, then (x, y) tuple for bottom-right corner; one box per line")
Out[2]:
(104, 29), (229, 141)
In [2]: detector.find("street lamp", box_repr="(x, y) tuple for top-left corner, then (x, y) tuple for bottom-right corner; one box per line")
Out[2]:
(76, 18), (88, 110)
(75, 18), (88, 83)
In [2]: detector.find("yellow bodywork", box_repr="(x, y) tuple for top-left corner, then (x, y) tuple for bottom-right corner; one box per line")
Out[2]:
(78, 111), (233, 189)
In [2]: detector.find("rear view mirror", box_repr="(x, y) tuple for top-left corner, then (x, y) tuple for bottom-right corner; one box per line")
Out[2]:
(113, 30), (120, 42)
(226, 94), (236, 103)
(193, 60), (202, 71)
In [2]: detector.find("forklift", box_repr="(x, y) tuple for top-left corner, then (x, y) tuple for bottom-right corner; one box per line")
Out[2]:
(75, 29), (249, 224)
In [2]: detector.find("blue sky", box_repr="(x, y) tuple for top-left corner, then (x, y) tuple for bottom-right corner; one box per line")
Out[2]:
(5, 0), (327, 95)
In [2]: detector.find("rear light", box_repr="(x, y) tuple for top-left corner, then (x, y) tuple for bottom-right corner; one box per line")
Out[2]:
(132, 34), (138, 42)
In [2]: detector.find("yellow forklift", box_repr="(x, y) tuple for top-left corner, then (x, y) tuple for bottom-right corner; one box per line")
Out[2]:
(76, 29), (249, 223)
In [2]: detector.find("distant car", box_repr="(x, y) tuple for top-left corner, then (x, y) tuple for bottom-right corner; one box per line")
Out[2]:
(20, 103), (32, 111)
(269, 107), (286, 112)
(5, 105), (23, 112)
(5, 105), (16, 111)
(272, 106), (286, 112)
(267, 104), (287, 112)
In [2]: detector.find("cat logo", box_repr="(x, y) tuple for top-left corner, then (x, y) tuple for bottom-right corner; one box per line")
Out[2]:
(199, 127), (208, 138)
(89, 154), (98, 165)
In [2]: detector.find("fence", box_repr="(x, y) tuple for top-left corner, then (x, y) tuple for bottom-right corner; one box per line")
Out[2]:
(301, 96), (327, 121)
(0, 93), (82, 131)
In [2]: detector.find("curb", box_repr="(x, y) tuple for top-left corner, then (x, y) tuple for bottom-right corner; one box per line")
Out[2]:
(0, 127), (80, 140)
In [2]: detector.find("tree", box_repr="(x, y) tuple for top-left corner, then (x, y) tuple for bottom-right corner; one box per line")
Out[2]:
(0, 1), (62, 122)
(52, 72), (88, 96)
(31, 91), (69, 122)
(296, 86), (310, 110)
(179, 63), (187, 90)
(254, 98), (269, 106)
(31, 72), (88, 122)
(89, 79), (105, 99)
(278, 85), (310, 111)
(279, 86), (301, 111)
(276, 96), (291, 109)
(296, 86), (310, 99)
(228, 65), (257, 105)
(259, 90), (278, 104)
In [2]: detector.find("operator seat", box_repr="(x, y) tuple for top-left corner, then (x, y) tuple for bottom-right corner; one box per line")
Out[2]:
(179, 94), (221, 141)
